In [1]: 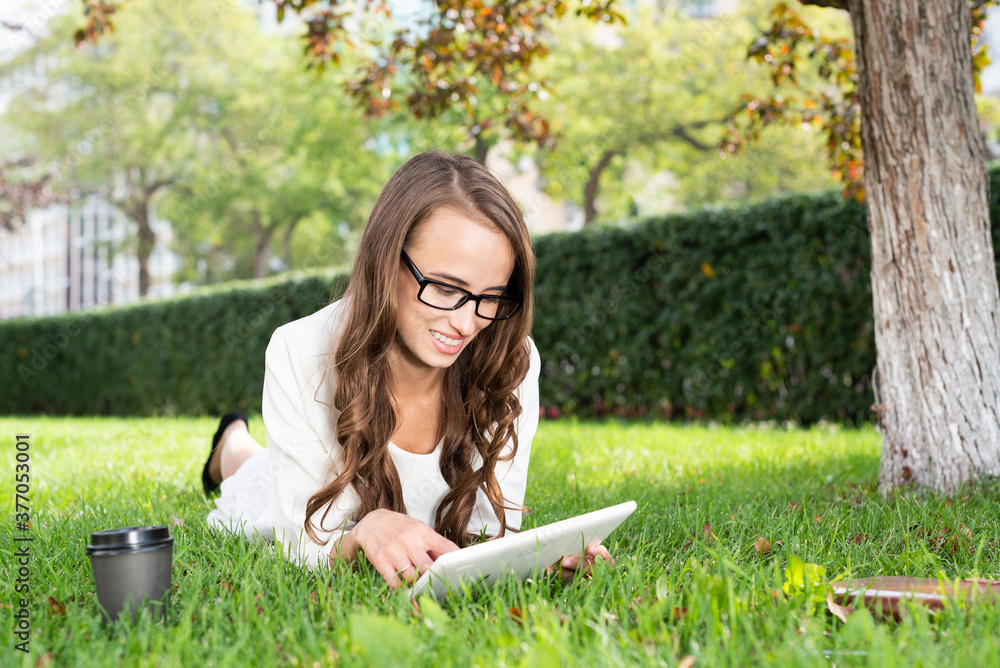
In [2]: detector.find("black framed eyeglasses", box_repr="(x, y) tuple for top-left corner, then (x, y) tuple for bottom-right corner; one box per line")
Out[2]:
(400, 249), (522, 321)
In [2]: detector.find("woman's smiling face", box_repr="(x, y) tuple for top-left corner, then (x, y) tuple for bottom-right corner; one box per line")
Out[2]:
(393, 206), (515, 373)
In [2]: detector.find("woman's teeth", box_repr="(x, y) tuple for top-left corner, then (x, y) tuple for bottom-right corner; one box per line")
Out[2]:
(432, 331), (462, 346)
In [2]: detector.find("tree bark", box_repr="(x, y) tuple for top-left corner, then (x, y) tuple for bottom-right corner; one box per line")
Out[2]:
(848, 0), (1000, 492)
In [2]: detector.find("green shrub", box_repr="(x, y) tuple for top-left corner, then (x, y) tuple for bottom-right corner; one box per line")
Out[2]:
(0, 270), (348, 416)
(533, 190), (874, 425)
(5, 168), (1000, 423)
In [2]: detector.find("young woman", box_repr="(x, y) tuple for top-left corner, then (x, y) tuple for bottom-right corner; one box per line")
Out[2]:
(201, 150), (613, 590)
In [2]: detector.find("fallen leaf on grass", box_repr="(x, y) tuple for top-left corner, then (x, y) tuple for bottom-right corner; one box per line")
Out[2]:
(173, 562), (198, 576)
(850, 533), (868, 544)
(702, 524), (715, 544)
(678, 655), (696, 668)
(172, 517), (185, 527)
(509, 607), (524, 627)
(34, 652), (54, 668)
(672, 606), (688, 619)
(47, 596), (65, 616)
(309, 590), (319, 605)
(827, 592), (856, 622)
(220, 581), (234, 593)
(754, 536), (771, 554)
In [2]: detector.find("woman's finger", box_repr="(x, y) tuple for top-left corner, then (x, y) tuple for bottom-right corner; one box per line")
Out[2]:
(426, 531), (461, 556)
(406, 549), (435, 576)
(580, 544), (613, 564)
(381, 567), (402, 590)
(560, 555), (582, 571)
(399, 564), (419, 584)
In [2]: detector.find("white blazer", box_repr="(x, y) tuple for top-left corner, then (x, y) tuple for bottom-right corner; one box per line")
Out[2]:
(234, 297), (540, 569)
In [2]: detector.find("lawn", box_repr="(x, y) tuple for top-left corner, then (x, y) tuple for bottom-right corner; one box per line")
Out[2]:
(2, 415), (999, 667)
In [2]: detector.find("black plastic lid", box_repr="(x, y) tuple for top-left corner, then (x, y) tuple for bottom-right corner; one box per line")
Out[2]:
(86, 525), (173, 553)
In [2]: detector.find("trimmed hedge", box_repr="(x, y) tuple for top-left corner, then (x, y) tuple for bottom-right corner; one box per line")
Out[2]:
(534, 191), (874, 425)
(4, 168), (1000, 423)
(0, 270), (349, 416)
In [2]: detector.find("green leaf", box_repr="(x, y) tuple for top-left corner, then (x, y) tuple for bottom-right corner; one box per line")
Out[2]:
(518, 638), (562, 668)
(783, 554), (827, 594)
(655, 573), (670, 601)
(417, 594), (451, 632)
(349, 613), (418, 664)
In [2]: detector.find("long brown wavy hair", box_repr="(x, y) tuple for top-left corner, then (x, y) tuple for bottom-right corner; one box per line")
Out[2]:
(304, 150), (536, 549)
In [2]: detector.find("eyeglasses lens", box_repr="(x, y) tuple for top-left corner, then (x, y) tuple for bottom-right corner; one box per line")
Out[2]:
(421, 284), (519, 320)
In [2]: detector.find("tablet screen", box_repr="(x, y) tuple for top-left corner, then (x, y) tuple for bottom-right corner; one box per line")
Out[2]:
(410, 500), (637, 599)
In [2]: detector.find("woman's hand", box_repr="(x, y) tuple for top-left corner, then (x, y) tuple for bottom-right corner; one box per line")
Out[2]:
(548, 544), (615, 580)
(340, 509), (460, 591)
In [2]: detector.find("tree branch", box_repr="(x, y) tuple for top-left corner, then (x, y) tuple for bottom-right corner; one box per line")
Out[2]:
(669, 125), (713, 152)
(797, 0), (849, 10)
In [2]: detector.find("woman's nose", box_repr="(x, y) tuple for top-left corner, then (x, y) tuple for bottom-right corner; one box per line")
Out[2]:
(449, 299), (480, 336)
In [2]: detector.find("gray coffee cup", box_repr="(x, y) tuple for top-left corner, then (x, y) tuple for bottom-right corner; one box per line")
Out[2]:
(86, 525), (173, 624)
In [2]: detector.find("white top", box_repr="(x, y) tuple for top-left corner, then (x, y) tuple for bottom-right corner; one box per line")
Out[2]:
(206, 297), (541, 570)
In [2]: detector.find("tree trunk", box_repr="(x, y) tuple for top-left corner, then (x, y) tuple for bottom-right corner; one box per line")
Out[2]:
(125, 199), (155, 298)
(282, 218), (299, 272)
(583, 149), (621, 227)
(250, 209), (274, 279)
(849, 0), (1000, 492)
(472, 133), (491, 165)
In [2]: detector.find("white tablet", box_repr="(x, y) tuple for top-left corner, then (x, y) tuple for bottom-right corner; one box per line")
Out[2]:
(409, 500), (637, 599)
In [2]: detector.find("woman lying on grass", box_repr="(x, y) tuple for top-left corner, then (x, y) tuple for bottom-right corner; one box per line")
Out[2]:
(199, 150), (614, 590)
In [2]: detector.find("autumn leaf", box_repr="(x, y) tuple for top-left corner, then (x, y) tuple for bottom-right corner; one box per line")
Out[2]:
(826, 592), (855, 623)
(47, 596), (66, 616)
(754, 536), (771, 554)
(509, 606), (525, 627)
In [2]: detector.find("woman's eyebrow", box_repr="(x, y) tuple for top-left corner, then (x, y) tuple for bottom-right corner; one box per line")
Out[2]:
(428, 271), (506, 292)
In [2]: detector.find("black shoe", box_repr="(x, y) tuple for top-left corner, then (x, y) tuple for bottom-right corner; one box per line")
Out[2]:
(202, 411), (248, 497)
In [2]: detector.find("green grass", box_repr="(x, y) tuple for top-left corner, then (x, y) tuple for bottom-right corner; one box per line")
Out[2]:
(2, 416), (1000, 667)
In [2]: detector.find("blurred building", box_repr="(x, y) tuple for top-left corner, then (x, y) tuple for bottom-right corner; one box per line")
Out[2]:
(0, 48), (180, 321)
(0, 196), (178, 320)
